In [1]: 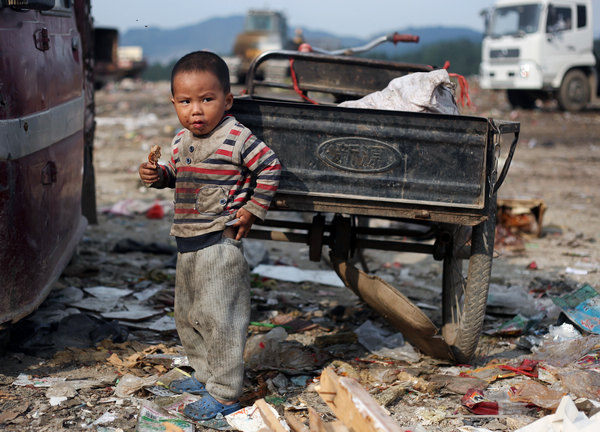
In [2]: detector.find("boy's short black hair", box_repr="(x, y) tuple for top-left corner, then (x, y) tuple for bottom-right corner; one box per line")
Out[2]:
(170, 51), (231, 95)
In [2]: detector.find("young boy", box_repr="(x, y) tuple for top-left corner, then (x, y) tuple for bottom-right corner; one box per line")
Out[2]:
(139, 51), (280, 420)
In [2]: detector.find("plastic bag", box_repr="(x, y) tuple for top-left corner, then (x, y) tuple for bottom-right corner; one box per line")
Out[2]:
(557, 368), (600, 400)
(114, 373), (157, 398)
(509, 380), (565, 410)
(532, 335), (600, 367)
(339, 69), (459, 115)
(244, 327), (328, 373)
(243, 327), (288, 370)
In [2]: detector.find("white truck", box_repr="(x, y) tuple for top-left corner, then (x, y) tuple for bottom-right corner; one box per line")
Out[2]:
(480, 0), (599, 111)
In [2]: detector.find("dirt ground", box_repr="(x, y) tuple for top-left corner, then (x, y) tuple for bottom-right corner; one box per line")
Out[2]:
(1, 78), (599, 432)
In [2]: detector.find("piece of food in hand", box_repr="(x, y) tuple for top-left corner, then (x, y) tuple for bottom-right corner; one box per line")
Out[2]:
(148, 145), (161, 166)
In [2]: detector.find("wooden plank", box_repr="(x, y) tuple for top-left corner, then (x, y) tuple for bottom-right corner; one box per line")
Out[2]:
(285, 411), (309, 432)
(309, 407), (327, 432)
(316, 367), (404, 432)
(256, 398), (289, 432)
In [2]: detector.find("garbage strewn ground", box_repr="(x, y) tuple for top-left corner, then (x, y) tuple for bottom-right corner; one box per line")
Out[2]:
(1, 79), (599, 431)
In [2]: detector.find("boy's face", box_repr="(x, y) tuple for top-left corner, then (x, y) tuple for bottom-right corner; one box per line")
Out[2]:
(171, 70), (233, 136)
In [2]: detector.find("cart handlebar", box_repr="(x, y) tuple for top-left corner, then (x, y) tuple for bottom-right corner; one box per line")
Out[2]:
(300, 32), (419, 56)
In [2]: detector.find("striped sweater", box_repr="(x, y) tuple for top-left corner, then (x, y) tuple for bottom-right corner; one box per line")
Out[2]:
(152, 115), (281, 238)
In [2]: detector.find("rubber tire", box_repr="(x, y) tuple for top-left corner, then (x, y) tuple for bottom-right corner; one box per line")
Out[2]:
(557, 69), (590, 112)
(506, 89), (537, 109)
(441, 199), (496, 364)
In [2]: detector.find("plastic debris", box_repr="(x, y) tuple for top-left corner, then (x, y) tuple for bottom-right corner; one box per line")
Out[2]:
(225, 403), (268, 432)
(339, 69), (459, 115)
(514, 396), (600, 432)
(461, 388), (500, 415)
(135, 400), (194, 432)
(244, 326), (328, 373)
(486, 284), (539, 317)
(509, 380), (566, 410)
(354, 319), (420, 362)
(552, 285), (600, 334)
(556, 368), (600, 400)
(252, 264), (345, 287)
(114, 374), (158, 398)
(532, 335), (600, 367)
(145, 201), (165, 219)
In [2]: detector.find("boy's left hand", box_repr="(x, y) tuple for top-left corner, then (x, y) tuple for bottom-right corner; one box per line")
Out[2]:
(233, 208), (256, 240)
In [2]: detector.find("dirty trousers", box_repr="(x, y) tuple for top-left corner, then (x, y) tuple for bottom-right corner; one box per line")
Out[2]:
(174, 237), (250, 401)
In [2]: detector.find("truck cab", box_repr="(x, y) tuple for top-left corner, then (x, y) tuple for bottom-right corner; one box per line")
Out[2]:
(480, 0), (598, 111)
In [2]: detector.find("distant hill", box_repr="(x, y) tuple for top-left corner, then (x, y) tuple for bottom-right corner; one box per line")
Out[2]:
(120, 14), (483, 64)
(120, 16), (245, 64)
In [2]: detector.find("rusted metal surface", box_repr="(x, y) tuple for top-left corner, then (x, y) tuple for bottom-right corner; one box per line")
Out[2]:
(0, 0), (94, 325)
(247, 50), (431, 102)
(231, 97), (494, 222)
(233, 54), (519, 270)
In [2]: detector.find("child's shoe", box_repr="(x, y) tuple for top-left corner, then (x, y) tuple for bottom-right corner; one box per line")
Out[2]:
(183, 393), (241, 420)
(168, 375), (206, 394)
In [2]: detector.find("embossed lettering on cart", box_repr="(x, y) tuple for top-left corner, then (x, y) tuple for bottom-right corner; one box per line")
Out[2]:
(317, 137), (401, 173)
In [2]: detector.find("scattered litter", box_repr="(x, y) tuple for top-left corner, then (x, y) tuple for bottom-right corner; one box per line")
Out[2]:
(244, 326), (328, 373)
(487, 284), (538, 317)
(48, 396), (68, 406)
(533, 334), (600, 367)
(135, 400), (195, 432)
(225, 403), (268, 432)
(487, 313), (542, 337)
(147, 315), (177, 332)
(269, 313), (318, 332)
(145, 201), (165, 219)
(145, 386), (178, 397)
(83, 411), (118, 429)
(509, 380), (565, 410)
(461, 388), (500, 415)
(101, 306), (163, 322)
(145, 353), (189, 369)
(556, 368), (600, 400)
(83, 286), (134, 299)
(114, 374), (158, 398)
(462, 388), (534, 415)
(514, 396), (600, 432)
(552, 285), (600, 334)
(497, 198), (546, 238)
(45, 381), (77, 403)
(132, 286), (164, 302)
(161, 393), (233, 430)
(542, 323), (583, 343)
(252, 264), (344, 287)
(566, 267), (589, 275)
(354, 319), (420, 362)
(69, 297), (119, 313)
(13, 374), (66, 388)
(101, 198), (173, 217)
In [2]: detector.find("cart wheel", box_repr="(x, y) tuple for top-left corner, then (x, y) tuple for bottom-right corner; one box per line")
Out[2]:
(442, 200), (496, 364)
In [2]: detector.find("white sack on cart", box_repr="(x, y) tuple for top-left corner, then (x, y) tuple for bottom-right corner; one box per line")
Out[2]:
(338, 68), (459, 115)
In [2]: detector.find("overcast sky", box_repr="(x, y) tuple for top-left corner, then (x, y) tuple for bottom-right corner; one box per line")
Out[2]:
(91, 0), (600, 38)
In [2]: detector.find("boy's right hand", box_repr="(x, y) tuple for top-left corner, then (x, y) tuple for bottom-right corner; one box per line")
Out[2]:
(139, 162), (160, 185)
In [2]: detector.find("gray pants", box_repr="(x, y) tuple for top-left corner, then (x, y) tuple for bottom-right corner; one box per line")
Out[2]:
(174, 237), (250, 401)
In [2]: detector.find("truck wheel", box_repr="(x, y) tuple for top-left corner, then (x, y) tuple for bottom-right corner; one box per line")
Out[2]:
(558, 69), (589, 112)
(441, 200), (496, 364)
(506, 89), (536, 109)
